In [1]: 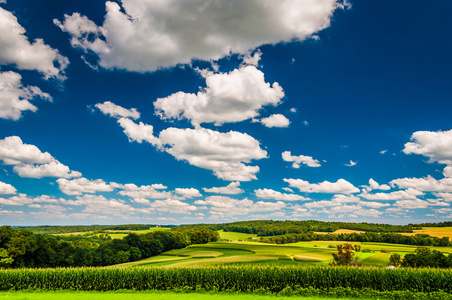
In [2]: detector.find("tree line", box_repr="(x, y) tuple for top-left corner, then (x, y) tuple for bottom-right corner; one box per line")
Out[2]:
(0, 226), (218, 268)
(15, 224), (161, 235)
(259, 231), (451, 247)
(181, 220), (415, 236)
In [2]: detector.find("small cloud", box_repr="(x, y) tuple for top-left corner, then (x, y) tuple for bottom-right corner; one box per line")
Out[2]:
(291, 58), (296, 64)
(290, 108), (297, 113)
(242, 50), (262, 67)
(380, 150), (387, 154)
(310, 35), (320, 41)
(344, 160), (357, 167)
(255, 114), (290, 128)
(303, 120), (309, 126)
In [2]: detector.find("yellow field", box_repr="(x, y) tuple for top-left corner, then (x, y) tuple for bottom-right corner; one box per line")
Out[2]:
(400, 227), (452, 239)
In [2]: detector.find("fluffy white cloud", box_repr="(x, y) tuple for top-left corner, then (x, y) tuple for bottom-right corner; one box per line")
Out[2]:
(203, 181), (244, 195)
(361, 178), (391, 192)
(95, 101), (140, 120)
(0, 194), (63, 206)
(116, 183), (171, 199)
(0, 136), (53, 165)
(73, 194), (140, 216)
(394, 199), (436, 209)
(150, 199), (197, 214)
(444, 166), (452, 178)
(0, 181), (16, 195)
(254, 188), (309, 201)
(284, 178), (360, 194)
(55, 0), (340, 72)
(117, 118), (161, 145)
(57, 177), (114, 195)
(174, 188), (202, 198)
(154, 66), (284, 126)
(0, 136), (81, 179)
(0, 71), (52, 120)
(102, 102), (267, 181)
(254, 114), (290, 128)
(0, 7), (68, 79)
(403, 129), (452, 165)
(390, 176), (452, 193)
(282, 151), (321, 168)
(359, 188), (424, 201)
(159, 127), (267, 181)
(242, 50), (262, 67)
(196, 195), (286, 218)
(13, 160), (82, 179)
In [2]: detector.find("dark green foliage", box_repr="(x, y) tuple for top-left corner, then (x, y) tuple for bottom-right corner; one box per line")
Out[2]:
(331, 244), (361, 266)
(18, 224), (155, 235)
(181, 220), (414, 235)
(401, 247), (452, 268)
(0, 226), (218, 268)
(390, 253), (402, 267)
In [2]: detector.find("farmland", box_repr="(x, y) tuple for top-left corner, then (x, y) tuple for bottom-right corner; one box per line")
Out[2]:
(3, 222), (452, 299)
(116, 239), (452, 268)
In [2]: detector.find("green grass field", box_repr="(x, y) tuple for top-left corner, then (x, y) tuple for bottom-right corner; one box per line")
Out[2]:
(0, 291), (376, 300)
(218, 230), (258, 241)
(117, 239), (431, 268)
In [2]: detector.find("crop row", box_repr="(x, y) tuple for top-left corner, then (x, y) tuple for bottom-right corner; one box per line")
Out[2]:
(1, 265), (452, 293)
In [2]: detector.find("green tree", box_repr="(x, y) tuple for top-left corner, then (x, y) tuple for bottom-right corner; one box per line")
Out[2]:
(331, 243), (361, 266)
(389, 253), (402, 267)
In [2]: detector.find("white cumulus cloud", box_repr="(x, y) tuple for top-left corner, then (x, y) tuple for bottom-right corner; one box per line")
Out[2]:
(203, 181), (244, 195)
(0, 181), (16, 195)
(390, 176), (452, 193)
(0, 71), (52, 121)
(255, 114), (290, 128)
(154, 66), (284, 126)
(55, 0), (341, 72)
(174, 188), (202, 198)
(254, 188), (309, 201)
(57, 177), (115, 195)
(95, 101), (140, 120)
(0, 136), (53, 165)
(0, 136), (80, 179)
(403, 129), (452, 165)
(284, 178), (360, 194)
(13, 160), (82, 179)
(282, 151), (321, 168)
(0, 7), (68, 79)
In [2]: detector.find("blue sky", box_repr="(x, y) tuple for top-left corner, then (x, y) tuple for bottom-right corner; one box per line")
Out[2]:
(1, 0), (452, 226)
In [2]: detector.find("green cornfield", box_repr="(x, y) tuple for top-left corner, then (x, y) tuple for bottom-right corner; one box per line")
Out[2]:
(0, 266), (451, 293)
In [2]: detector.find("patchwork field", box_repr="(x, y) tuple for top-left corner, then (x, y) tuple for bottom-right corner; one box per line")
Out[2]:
(117, 240), (433, 268)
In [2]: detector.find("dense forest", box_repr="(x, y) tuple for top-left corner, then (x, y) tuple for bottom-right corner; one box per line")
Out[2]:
(0, 226), (218, 268)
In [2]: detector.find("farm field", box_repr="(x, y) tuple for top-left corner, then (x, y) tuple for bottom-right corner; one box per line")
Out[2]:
(401, 227), (452, 239)
(0, 291), (370, 300)
(117, 240), (436, 268)
(218, 230), (258, 241)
